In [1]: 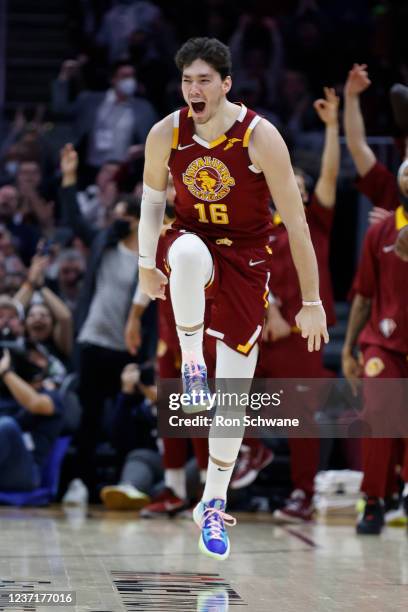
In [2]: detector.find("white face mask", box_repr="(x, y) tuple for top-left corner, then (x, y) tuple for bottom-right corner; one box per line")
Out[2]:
(5, 161), (19, 176)
(116, 77), (137, 97)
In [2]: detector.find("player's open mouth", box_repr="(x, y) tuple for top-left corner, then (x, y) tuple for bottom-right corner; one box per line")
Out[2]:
(191, 101), (206, 114)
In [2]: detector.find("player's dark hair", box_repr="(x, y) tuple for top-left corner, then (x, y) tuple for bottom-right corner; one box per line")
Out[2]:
(175, 37), (232, 80)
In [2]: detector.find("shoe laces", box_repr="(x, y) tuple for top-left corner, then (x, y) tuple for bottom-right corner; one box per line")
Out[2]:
(201, 506), (237, 540)
(183, 361), (208, 395)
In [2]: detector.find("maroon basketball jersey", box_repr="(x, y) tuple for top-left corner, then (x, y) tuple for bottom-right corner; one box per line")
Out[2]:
(168, 105), (273, 247)
(354, 207), (408, 354)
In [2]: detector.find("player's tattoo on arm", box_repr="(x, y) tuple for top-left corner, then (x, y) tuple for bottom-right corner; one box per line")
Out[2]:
(343, 294), (372, 353)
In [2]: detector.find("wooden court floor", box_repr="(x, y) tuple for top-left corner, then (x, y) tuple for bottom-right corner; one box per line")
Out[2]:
(0, 506), (407, 611)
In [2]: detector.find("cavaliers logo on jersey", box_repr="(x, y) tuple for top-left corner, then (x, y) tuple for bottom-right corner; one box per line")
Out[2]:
(182, 156), (235, 202)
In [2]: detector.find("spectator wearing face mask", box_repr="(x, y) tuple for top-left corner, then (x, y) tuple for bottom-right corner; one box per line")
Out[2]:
(51, 59), (157, 182)
(59, 144), (156, 503)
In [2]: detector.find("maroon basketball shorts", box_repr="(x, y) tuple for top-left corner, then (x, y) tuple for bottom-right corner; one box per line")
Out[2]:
(159, 229), (273, 356)
(361, 344), (408, 436)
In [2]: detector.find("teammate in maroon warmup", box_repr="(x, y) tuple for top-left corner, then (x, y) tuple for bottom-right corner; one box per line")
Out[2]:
(232, 89), (340, 521)
(344, 63), (406, 214)
(343, 206), (408, 535)
(343, 63), (408, 529)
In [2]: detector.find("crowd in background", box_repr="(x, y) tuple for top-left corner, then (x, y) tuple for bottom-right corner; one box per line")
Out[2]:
(0, 0), (407, 516)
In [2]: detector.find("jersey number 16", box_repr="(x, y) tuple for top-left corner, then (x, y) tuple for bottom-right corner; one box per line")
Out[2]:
(194, 202), (229, 225)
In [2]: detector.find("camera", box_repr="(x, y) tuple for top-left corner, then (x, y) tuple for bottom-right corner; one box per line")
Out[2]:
(0, 327), (49, 389)
(0, 326), (25, 356)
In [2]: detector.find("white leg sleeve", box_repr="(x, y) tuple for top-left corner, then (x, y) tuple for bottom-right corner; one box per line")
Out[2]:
(168, 233), (213, 328)
(215, 340), (259, 379)
(209, 341), (259, 464)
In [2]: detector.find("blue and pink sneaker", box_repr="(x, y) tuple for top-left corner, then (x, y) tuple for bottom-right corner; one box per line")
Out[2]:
(182, 361), (212, 413)
(193, 498), (237, 560)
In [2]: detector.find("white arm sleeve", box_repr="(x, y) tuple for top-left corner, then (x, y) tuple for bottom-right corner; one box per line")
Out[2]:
(138, 184), (167, 269)
(132, 284), (151, 307)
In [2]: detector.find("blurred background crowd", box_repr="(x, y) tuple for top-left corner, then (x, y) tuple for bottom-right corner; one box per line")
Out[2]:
(0, 0), (407, 520)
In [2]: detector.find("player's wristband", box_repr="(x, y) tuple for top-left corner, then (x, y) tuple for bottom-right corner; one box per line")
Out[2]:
(302, 299), (322, 307)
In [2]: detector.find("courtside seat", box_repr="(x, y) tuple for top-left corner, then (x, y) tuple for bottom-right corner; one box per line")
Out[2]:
(0, 436), (71, 507)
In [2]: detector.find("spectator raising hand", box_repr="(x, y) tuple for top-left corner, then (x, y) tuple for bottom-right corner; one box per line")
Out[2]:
(15, 252), (73, 359)
(26, 252), (48, 289)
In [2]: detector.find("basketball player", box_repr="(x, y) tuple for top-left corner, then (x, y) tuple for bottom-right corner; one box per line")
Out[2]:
(342, 205), (408, 534)
(138, 38), (328, 560)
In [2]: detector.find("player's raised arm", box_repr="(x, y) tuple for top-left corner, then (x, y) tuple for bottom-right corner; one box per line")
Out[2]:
(314, 87), (340, 208)
(250, 120), (329, 351)
(343, 63), (376, 177)
(138, 116), (173, 300)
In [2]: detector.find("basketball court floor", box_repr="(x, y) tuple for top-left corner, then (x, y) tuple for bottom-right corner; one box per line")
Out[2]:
(0, 508), (407, 611)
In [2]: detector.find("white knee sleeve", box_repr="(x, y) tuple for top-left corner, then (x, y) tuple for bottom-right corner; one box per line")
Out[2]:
(168, 234), (213, 328)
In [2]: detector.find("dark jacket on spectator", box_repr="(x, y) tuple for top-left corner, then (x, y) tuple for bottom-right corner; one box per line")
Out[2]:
(51, 82), (157, 153)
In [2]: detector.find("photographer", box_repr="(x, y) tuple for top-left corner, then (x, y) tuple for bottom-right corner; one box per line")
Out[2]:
(100, 362), (161, 511)
(0, 295), (67, 388)
(0, 295), (25, 338)
(0, 347), (64, 491)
